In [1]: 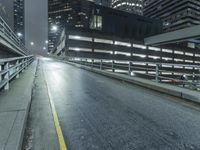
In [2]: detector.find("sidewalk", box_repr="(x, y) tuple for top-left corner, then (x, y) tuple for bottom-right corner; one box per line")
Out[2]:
(63, 60), (200, 104)
(0, 60), (37, 150)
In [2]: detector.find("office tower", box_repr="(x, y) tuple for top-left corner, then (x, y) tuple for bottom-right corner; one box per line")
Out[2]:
(144, 0), (200, 32)
(48, 0), (93, 51)
(95, 0), (112, 7)
(14, 0), (25, 43)
(112, 0), (143, 15)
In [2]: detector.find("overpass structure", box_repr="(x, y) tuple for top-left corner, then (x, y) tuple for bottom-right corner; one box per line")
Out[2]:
(144, 25), (200, 46)
(0, 16), (28, 58)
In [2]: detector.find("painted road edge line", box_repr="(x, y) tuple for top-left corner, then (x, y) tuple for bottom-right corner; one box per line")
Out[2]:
(44, 74), (67, 150)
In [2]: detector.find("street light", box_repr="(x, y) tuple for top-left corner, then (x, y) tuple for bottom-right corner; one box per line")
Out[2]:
(51, 25), (58, 31)
(17, 32), (22, 37)
(45, 40), (48, 44)
(30, 42), (34, 46)
(43, 47), (46, 50)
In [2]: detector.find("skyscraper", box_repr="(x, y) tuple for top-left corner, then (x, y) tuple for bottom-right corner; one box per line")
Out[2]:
(95, 0), (112, 7)
(14, 0), (25, 43)
(144, 0), (200, 32)
(0, 0), (14, 29)
(48, 0), (94, 51)
(112, 0), (143, 15)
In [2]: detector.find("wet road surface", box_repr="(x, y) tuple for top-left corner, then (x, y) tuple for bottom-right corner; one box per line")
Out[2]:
(42, 58), (200, 150)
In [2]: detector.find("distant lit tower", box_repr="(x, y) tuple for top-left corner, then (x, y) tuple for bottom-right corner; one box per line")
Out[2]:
(95, 0), (112, 7)
(144, 0), (200, 32)
(14, 0), (25, 43)
(48, 0), (94, 51)
(112, 0), (143, 15)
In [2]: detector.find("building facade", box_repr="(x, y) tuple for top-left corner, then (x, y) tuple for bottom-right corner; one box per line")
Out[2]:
(0, 0), (25, 43)
(90, 4), (161, 39)
(48, 0), (94, 51)
(14, 0), (25, 43)
(95, 0), (112, 7)
(144, 0), (200, 32)
(52, 28), (200, 85)
(112, 0), (143, 15)
(48, 0), (161, 51)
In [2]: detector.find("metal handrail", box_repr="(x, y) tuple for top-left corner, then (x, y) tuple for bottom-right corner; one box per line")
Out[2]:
(0, 55), (34, 90)
(65, 57), (200, 90)
(0, 16), (27, 54)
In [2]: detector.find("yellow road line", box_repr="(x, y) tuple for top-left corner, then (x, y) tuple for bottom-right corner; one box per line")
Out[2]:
(45, 77), (67, 150)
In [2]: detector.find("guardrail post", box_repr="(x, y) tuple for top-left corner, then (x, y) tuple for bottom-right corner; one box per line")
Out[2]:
(16, 60), (19, 79)
(0, 65), (2, 82)
(100, 60), (102, 70)
(25, 58), (27, 69)
(4, 62), (9, 90)
(112, 60), (114, 72)
(92, 59), (94, 68)
(22, 59), (25, 72)
(155, 64), (159, 83)
(128, 62), (131, 75)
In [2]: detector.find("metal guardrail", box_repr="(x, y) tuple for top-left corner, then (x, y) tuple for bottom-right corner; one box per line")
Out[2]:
(0, 16), (27, 55)
(65, 57), (200, 90)
(0, 56), (34, 90)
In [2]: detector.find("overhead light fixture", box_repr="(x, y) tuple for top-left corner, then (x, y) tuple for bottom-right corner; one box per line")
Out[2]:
(30, 42), (34, 46)
(17, 32), (22, 37)
(51, 25), (58, 31)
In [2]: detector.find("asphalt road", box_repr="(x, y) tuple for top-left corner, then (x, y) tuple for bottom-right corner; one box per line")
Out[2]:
(42, 58), (200, 150)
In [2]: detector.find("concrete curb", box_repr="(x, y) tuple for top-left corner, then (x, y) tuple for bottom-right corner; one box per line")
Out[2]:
(62, 60), (200, 104)
(18, 60), (38, 150)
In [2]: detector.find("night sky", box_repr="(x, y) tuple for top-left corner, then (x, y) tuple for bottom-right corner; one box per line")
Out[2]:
(25, 0), (48, 55)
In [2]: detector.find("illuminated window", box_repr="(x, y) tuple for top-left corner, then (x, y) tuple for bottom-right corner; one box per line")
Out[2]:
(90, 15), (102, 30)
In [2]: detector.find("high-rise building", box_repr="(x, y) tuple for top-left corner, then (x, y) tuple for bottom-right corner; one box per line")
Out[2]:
(112, 0), (143, 15)
(13, 0), (25, 43)
(0, 0), (14, 29)
(95, 0), (112, 7)
(144, 0), (200, 32)
(48, 0), (94, 51)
